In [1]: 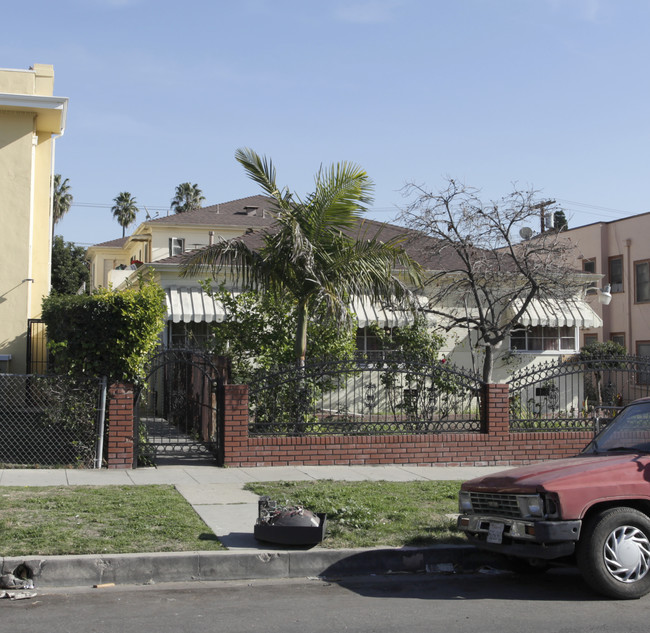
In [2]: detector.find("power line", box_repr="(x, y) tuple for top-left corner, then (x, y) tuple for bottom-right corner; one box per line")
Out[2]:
(71, 202), (169, 210)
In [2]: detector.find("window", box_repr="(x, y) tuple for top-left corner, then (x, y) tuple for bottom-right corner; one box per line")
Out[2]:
(583, 258), (597, 289)
(637, 342), (650, 385)
(583, 333), (598, 348)
(582, 259), (596, 274)
(356, 326), (394, 359)
(608, 256), (623, 293)
(169, 322), (213, 348)
(636, 261), (650, 303)
(169, 237), (185, 257)
(510, 325), (577, 353)
(610, 333), (626, 350)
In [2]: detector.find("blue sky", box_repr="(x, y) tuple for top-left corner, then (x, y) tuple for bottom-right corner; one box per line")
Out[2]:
(3, 0), (649, 246)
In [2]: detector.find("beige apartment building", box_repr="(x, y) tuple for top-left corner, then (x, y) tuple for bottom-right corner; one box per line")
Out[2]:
(563, 213), (650, 358)
(0, 64), (67, 373)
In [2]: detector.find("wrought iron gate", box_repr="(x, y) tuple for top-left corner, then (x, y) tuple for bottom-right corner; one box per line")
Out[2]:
(27, 319), (50, 374)
(134, 349), (224, 465)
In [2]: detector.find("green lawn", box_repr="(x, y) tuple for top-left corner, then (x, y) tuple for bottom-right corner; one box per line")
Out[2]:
(245, 480), (464, 549)
(0, 480), (465, 556)
(0, 485), (224, 556)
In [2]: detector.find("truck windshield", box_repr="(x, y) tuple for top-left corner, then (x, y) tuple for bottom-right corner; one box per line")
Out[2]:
(583, 401), (650, 454)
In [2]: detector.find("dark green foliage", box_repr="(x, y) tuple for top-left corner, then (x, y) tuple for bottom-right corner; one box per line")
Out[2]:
(553, 209), (568, 231)
(42, 278), (166, 382)
(579, 340), (628, 407)
(367, 317), (445, 362)
(205, 284), (356, 383)
(206, 285), (357, 433)
(52, 174), (73, 225)
(579, 340), (627, 358)
(51, 236), (90, 295)
(368, 318), (456, 421)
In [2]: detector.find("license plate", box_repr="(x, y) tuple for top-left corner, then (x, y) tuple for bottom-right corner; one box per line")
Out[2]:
(487, 522), (505, 544)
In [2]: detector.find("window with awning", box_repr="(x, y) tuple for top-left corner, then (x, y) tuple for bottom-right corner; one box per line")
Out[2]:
(508, 297), (602, 329)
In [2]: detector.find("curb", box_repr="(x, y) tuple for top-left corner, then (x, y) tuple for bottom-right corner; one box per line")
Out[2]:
(1, 546), (505, 589)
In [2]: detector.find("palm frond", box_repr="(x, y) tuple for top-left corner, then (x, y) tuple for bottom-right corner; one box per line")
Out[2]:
(181, 238), (267, 290)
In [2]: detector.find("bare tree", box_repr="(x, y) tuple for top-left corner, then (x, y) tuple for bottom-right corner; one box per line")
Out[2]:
(399, 179), (582, 383)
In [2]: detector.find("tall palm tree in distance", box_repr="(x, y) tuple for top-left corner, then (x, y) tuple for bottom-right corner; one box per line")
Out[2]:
(52, 174), (73, 226)
(171, 182), (205, 214)
(183, 148), (423, 365)
(111, 192), (139, 237)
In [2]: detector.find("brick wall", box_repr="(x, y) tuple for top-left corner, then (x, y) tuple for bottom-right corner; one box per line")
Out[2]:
(106, 382), (135, 469)
(222, 382), (593, 468)
(105, 381), (594, 469)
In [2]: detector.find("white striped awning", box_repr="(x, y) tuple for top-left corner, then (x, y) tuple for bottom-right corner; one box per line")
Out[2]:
(165, 287), (435, 328)
(165, 286), (236, 323)
(509, 297), (602, 329)
(351, 296), (434, 328)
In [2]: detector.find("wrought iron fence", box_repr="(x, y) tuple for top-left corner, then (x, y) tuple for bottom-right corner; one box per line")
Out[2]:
(508, 354), (650, 432)
(134, 349), (224, 465)
(0, 374), (102, 467)
(248, 356), (484, 436)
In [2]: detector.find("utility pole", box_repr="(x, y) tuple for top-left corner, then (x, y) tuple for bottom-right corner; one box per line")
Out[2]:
(532, 200), (556, 233)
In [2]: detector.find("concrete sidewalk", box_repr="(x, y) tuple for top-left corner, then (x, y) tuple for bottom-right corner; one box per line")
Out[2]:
(0, 463), (508, 588)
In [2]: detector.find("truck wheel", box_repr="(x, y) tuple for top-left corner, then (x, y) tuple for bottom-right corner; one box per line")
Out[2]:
(577, 507), (650, 599)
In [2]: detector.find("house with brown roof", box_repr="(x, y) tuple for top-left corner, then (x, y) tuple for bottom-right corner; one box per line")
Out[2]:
(87, 195), (603, 382)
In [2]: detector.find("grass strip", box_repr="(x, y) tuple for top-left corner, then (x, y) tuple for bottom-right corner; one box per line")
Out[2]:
(245, 480), (464, 549)
(0, 485), (224, 556)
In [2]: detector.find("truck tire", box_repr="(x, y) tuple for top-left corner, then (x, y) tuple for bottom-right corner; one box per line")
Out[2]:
(577, 507), (650, 599)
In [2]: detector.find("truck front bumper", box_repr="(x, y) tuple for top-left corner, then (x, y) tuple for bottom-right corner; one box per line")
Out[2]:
(457, 514), (582, 560)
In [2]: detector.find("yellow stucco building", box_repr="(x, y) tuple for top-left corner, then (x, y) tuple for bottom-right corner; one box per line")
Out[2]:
(0, 64), (67, 373)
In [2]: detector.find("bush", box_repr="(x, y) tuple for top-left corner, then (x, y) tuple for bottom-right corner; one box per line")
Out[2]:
(42, 277), (166, 382)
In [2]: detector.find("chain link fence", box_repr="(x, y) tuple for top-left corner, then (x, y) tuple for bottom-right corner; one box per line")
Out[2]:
(0, 374), (103, 467)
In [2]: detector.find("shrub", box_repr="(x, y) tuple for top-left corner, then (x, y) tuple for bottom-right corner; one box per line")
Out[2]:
(42, 277), (166, 383)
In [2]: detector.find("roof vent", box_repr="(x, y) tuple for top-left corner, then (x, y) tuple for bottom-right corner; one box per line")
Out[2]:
(243, 206), (258, 216)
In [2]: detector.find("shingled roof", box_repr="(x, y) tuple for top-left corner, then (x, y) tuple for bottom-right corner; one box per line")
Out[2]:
(93, 192), (475, 273)
(154, 215), (468, 273)
(145, 194), (276, 228)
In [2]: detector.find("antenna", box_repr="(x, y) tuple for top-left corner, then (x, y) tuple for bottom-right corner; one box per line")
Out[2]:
(519, 226), (533, 240)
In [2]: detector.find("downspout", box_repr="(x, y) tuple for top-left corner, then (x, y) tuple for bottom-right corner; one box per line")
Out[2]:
(626, 239), (633, 352)
(95, 376), (108, 469)
(27, 131), (38, 315)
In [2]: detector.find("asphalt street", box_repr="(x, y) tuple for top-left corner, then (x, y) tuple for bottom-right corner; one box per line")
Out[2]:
(2, 573), (647, 633)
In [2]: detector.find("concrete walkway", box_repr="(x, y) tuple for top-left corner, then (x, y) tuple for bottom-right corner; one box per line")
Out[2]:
(0, 463), (505, 550)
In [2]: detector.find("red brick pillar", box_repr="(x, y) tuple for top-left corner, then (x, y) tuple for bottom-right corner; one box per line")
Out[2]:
(484, 383), (510, 438)
(223, 384), (249, 465)
(106, 382), (135, 469)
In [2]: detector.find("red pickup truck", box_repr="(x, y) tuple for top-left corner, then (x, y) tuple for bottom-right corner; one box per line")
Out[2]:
(457, 397), (650, 599)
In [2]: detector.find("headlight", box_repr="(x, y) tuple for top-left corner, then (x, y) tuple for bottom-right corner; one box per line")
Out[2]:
(459, 491), (473, 513)
(517, 494), (544, 518)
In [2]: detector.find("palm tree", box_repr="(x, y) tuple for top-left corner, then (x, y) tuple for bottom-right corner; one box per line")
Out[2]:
(111, 192), (139, 237)
(171, 182), (205, 214)
(52, 174), (73, 225)
(183, 148), (423, 364)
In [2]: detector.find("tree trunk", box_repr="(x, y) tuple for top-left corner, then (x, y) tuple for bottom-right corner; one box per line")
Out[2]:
(482, 344), (495, 384)
(294, 300), (309, 367)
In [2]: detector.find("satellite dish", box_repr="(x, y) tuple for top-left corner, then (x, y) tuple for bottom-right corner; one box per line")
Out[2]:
(519, 227), (533, 240)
